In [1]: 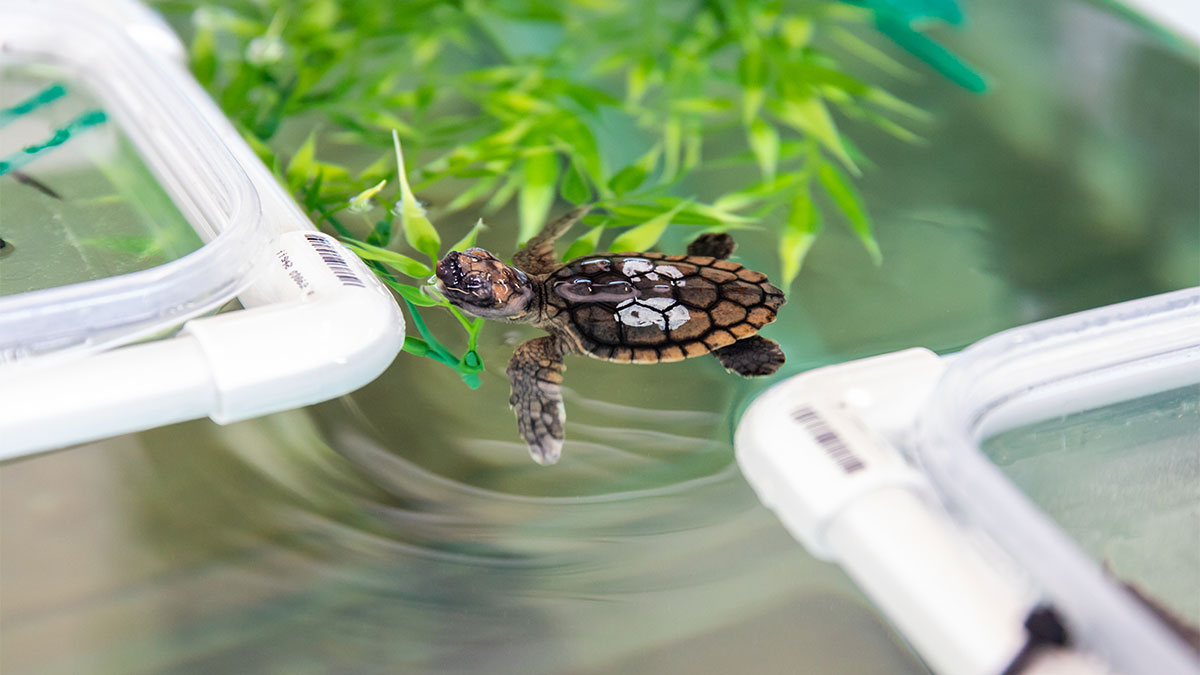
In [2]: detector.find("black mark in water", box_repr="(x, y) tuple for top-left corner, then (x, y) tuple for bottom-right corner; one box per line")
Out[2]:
(11, 170), (63, 200)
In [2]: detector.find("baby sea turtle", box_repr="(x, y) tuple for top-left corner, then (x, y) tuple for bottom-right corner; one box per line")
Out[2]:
(435, 206), (786, 465)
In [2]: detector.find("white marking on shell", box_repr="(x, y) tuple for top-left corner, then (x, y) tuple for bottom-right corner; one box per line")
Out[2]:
(664, 305), (691, 330)
(616, 302), (661, 329)
(642, 296), (675, 312)
(614, 296), (690, 330)
(621, 258), (655, 276)
(656, 265), (683, 279)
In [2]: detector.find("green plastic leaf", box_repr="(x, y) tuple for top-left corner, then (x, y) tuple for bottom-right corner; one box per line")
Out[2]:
(367, 217), (392, 247)
(313, 161), (350, 184)
(607, 165), (646, 197)
(443, 176), (498, 214)
(714, 174), (801, 212)
(748, 119), (779, 181)
(365, 110), (418, 138)
(555, 121), (604, 193)
(343, 238), (433, 278)
(560, 159), (592, 204)
(402, 336), (432, 357)
(562, 82), (621, 112)
(190, 27), (217, 86)
(854, 108), (925, 145)
(791, 62), (868, 96)
(483, 118), (535, 150)
(737, 49), (767, 89)
(817, 162), (881, 264)
(610, 201), (688, 252)
(561, 224), (605, 261)
(781, 16), (814, 49)
(830, 27), (918, 80)
(608, 145), (660, 197)
(683, 123), (703, 172)
(662, 117), (682, 182)
(676, 199), (755, 224)
(413, 35), (443, 66)
(349, 179), (387, 213)
(357, 151), (395, 182)
(774, 96), (860, 175)
(448, 218), (486, 253)
(672, 98), (733, 115)
(626, 55), (654, 103)
(391, 282), (443, 307)
(518, 149), (559, 243)
(301, 170), (325, 213)
(780, 188), (823, 288)
(485, 171), (522, 213)
(742, 86), (765, 126)
(285, 131), (317, 193)
(607, 203), (723, 226)
(392, 130), (441, 260)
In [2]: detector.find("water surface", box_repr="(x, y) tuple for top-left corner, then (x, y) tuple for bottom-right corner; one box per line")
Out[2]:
(1, 0), (1197, 672)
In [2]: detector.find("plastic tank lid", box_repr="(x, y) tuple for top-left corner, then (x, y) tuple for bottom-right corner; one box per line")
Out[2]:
(0, 0), (268, 365)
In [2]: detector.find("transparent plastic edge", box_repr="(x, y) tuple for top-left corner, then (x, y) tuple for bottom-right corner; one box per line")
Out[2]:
(0, 1), (267, 364)
(910, 287), (1200, 675)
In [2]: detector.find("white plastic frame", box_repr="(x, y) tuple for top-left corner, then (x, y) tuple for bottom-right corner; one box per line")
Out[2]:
(737, 287), (1200, 675)
(0, 0), (405, 459)
(0, 1), (267, 361)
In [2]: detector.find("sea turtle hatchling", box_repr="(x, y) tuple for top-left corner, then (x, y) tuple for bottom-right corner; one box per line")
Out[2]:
(435, 205), (786, 465)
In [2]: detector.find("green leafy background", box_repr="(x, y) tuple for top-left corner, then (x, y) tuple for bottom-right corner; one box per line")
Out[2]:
(154, 0), (972, 382)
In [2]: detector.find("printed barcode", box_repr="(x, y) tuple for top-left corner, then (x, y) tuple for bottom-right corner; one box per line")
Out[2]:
(792, 406), (865, 473)
(304, 234), (365, 288)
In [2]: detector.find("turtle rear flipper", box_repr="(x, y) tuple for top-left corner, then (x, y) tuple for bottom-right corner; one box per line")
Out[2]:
(507, 336), (568, 464)
(687, 232), (736, 260)
(714, 335), (784, 377)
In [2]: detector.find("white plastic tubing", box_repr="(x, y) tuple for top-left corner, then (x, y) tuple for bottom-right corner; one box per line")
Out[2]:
(0, 231), (404, 460)
(913, 287), (1200, 675)
(736, 349), (1037, 675)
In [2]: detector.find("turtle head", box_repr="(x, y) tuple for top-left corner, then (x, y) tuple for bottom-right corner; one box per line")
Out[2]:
(435, 248), (535, 320)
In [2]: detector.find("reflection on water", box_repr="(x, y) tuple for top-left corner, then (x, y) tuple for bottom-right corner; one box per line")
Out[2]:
(1, 400), (918, 674)
(2, 0), (1197, 672)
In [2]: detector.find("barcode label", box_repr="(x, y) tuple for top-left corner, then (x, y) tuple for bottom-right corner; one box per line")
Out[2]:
(792, 406), (866, 473)
(304, 233), (365, 288)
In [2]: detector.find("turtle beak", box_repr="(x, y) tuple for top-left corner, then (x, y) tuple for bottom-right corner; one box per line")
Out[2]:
(435, 252), (464, 291)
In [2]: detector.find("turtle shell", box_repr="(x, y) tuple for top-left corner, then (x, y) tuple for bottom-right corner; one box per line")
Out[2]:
(543, 252), (785, 363)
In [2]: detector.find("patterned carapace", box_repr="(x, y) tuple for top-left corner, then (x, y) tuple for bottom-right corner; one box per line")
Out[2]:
(545, 253), (784, 363)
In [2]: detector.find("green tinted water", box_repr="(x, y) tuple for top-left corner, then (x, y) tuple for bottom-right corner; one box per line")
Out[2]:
(984, 385), (1200, 627)
(1, 1), (1197, 673)
(0, 68), (202, 296)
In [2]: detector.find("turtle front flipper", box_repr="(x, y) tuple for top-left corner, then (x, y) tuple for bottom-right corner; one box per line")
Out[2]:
(507, 336), (569, 464)
(713, 335), (785, 377)
(512, 205), (592, 274)
(687, 232), (736, 259)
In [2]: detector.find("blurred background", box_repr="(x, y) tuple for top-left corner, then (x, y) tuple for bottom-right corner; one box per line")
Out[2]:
(1, 0), (1197, 673)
